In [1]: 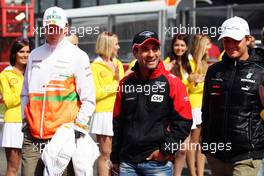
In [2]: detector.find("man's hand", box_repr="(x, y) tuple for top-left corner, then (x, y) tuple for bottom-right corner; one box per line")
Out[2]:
(112, 163), (120, 176)
(259, 85), (264, 120)
(146, 150), (168, 162)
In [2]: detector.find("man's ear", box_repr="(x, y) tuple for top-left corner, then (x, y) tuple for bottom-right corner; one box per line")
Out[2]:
(245, 35), (252, 46)
(64, 23), (69, 35)
(133, 48), (138, 58)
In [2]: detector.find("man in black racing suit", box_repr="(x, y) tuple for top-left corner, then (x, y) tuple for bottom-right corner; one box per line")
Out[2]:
(201, 16), (264, 176)
(111, 30), (193, 175)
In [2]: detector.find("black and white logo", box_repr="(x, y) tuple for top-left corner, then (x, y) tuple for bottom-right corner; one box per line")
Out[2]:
(246, 72), (253, 79)
(139, 31), (154, 37)
(151, 94), (164, 102)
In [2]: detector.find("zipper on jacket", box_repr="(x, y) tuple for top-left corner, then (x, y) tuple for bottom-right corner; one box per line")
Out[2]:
(223, 60), (237, 160)
(40, 84), (47, 139)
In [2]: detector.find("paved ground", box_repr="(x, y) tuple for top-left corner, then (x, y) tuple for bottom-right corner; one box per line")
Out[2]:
(0, 122), (211, 176)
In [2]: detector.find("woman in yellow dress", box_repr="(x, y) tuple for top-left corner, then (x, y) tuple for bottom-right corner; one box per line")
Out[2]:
(186, 34), (210, 176)
(90, 32), (124, 176)
(164, 34), (192, 176)
(0, 38), (31, 176)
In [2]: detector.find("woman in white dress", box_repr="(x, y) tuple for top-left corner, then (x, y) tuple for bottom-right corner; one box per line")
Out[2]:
(90, 32), (124, 176)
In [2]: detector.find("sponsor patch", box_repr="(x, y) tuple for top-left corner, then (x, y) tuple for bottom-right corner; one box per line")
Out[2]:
(241, 86), (250, 91)
(151, 94), (164, 102)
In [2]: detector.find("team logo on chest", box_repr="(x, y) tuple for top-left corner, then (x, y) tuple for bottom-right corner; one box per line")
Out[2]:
(241, 72), (255, 83)
(151, 94), (164, 102)
(246, 73), (253, 79)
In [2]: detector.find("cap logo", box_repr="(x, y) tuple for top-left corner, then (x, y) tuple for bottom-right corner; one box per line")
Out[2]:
(224, 26), (240, 30)
(46, 10), (62, 21)
(139, 31), (154, 37)
(224, 26), (249, 33)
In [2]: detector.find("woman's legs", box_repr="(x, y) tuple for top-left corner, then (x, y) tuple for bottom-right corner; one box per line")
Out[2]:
(196, 145), (205, 176)
(174, 136), (190, 176)
(186, 126), (205, 176)
(5, 147), (21, 176)
(97, 135), (112, 176)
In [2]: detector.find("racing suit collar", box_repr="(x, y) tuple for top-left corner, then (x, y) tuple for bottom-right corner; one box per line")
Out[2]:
(45, 37), (67, 51)
(222, 47), (264, 64)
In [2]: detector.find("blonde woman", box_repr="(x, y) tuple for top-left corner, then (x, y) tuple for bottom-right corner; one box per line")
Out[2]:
(90, 31), (124, 176)
(186, 34), (210, 176)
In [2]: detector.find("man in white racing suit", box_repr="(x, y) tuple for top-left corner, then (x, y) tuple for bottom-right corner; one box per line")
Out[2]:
(21, 6), (96, 176)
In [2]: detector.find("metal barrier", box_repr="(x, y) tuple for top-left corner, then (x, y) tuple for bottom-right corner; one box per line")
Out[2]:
(182, 3), (264, 41)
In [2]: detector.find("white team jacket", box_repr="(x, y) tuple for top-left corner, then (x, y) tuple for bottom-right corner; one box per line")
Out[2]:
(21, 38), (96, 139)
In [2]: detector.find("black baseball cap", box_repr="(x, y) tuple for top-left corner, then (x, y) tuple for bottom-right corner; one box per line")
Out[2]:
(132, 30), (160, 50)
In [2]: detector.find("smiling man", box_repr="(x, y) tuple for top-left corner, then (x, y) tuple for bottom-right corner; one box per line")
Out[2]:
(201, 16), (264, 176)
(110, 30), (192, 175)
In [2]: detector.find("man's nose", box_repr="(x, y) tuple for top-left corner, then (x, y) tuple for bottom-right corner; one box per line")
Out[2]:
(148, 49), (155, 57)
